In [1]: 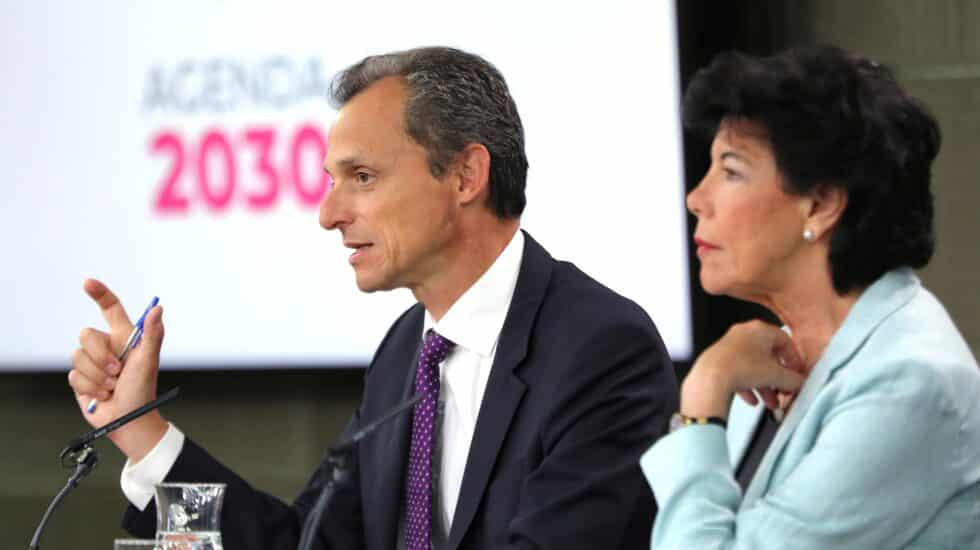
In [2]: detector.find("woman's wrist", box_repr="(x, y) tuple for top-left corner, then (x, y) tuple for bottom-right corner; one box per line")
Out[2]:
(680, 355), (734, 420)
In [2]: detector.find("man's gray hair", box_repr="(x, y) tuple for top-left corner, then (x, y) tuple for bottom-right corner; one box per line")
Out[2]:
(329, 46), (528, 218)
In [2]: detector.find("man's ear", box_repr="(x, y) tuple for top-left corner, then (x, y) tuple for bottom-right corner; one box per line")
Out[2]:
(453, 143), (491, 207)
(804, 184), (848, 240)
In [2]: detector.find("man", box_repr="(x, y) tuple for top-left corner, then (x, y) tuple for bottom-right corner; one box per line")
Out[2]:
(68, 47), (678, 549)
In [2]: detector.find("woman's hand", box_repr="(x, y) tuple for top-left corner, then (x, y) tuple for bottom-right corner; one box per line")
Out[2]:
(681, 320), (806, 420)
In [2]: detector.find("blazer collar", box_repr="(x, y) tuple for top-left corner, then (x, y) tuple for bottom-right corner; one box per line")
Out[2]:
(446, 230), (552, 549)
(741, 269), (920, 507)
(424, 230), (524, 358)
(371, 307), (426, 549)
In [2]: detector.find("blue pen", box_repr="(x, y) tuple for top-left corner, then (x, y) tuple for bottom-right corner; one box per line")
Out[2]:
(86, 296), (160, 414)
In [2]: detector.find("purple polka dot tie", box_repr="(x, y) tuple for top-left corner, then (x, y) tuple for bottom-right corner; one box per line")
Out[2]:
(404, 329), (455, 550)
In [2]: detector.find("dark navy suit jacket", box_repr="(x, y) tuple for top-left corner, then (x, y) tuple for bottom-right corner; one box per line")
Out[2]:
(123, 232), (678, 549)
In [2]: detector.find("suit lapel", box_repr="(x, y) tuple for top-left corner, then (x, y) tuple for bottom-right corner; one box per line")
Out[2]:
(740, 270), (920, 508)
(369, 308), (425, 550)
(446, 232), (551, 550)
(739, 355), (833, 508)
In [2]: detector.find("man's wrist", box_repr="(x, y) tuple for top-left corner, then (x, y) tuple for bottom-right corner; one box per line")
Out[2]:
(108, 411), (169, 463)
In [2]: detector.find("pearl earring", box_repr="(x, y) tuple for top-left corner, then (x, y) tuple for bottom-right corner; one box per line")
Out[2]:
(803, 228), (815, 242)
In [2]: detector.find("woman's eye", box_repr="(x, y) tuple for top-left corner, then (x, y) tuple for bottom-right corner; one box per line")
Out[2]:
(723, 168), (742, 181)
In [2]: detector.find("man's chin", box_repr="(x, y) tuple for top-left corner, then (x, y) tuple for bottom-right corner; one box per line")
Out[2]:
(353, 273), (396, 294)
(354, 280), (380, 293)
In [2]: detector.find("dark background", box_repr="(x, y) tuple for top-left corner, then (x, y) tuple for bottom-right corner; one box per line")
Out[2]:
(7, 1), (979, 545)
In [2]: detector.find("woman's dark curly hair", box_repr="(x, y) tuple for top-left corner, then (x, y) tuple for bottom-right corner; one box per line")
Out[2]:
(684, 44), (940, 294)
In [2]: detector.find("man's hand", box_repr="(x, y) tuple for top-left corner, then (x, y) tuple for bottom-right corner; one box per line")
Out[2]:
(67, 279), (168, 462)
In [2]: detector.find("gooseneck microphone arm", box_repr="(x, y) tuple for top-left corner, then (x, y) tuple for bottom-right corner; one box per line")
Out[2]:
(296, 393), (421, 550)
(28, 387), (181, 550)
(60, 387), (181, 462)
(28, 446), (99, 550)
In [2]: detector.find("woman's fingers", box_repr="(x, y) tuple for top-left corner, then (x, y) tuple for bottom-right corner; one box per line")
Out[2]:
(738, 390), (759, 406)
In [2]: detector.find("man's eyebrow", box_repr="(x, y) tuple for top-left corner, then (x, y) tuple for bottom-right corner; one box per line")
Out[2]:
(323, 154), (365, 175)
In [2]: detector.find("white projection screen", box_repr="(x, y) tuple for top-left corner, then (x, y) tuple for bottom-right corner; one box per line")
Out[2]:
(0, 1), (691, 369)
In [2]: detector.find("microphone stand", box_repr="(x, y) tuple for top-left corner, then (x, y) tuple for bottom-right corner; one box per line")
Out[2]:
(28, 446), (99, 550)
(27, 387), (181, 550)
(296, 393), (420, 550)
(295, 451), (355, 550)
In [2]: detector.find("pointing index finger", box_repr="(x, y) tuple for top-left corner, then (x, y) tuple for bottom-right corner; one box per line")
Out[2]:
(83, 278), (134, 334)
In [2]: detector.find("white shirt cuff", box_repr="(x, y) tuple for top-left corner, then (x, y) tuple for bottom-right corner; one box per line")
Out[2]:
(120, 422), (185, 511)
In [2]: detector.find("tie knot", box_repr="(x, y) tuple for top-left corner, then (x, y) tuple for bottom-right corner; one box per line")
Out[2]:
(422, 329), (456, 363)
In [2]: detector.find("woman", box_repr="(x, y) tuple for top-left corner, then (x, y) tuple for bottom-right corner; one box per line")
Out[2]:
(642, 45), (980, 548)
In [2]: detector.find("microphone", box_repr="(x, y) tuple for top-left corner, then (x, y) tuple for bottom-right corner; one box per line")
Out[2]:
(29, 387), (181, 550)
(331, 392), (420, 454)
(60, 386), (181, 466)
(296, 392), (421, 550)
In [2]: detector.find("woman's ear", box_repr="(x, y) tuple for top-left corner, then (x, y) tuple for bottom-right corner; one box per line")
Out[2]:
(804, 184), (848, 240)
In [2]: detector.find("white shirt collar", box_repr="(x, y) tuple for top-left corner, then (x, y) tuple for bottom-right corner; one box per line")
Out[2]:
(423, 230), (525, 357)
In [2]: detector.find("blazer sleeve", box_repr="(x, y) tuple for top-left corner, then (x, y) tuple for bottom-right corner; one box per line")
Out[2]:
(640, 359), (970, 549)
(503, 317), (679, 549)
(122, 412), (367, 550)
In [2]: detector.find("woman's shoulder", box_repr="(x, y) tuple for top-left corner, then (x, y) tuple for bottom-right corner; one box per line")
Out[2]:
(865, 281), (975, 369)
(837, 280), (978, 415)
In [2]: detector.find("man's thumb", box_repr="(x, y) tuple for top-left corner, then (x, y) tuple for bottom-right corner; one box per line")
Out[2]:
(140, 305), (165, 355)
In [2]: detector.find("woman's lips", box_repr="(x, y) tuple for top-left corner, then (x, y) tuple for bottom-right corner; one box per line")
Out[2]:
(694, 237), (720, 256)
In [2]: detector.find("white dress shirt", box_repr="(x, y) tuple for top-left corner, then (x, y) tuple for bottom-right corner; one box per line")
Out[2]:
(121, 230), (525, 529)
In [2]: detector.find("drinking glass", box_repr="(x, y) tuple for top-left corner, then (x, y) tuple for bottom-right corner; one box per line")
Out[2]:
(113, 540), (159, 549)
(153, 482), (225, 550)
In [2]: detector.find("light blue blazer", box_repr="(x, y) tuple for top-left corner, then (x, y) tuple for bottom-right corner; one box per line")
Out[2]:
(641, 269), (980, 549)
